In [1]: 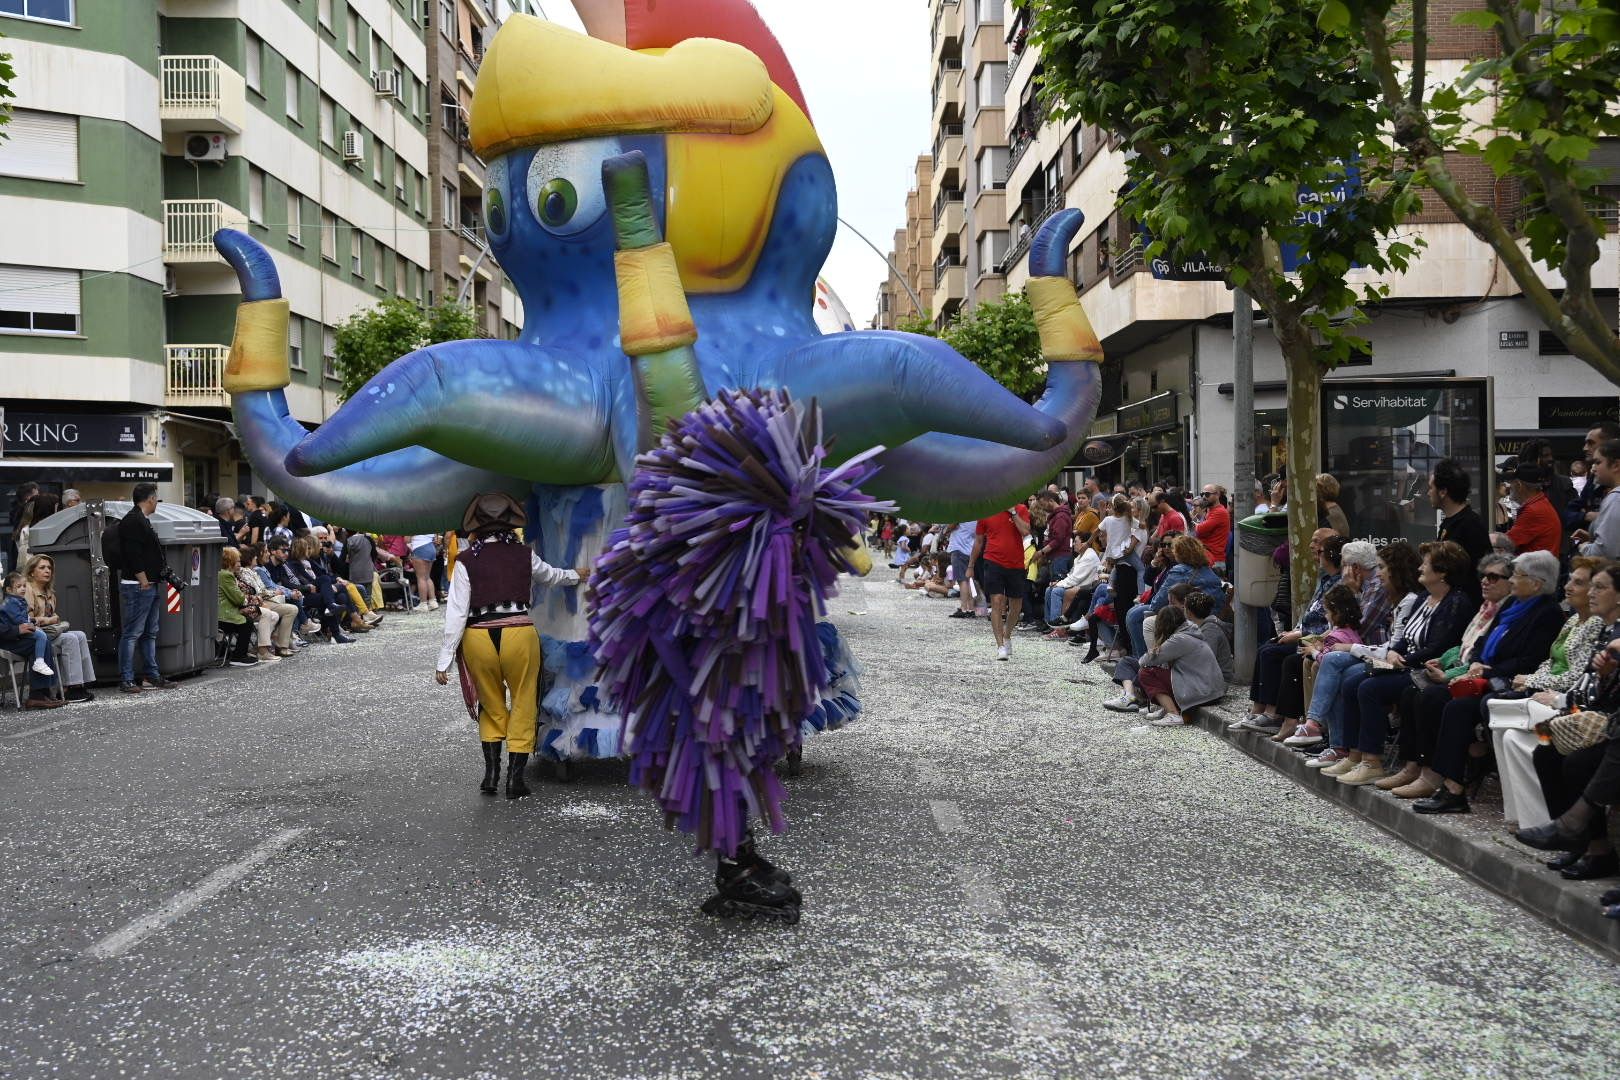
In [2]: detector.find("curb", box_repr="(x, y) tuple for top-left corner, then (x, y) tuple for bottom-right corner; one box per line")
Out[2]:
(1195, 696), (1620, 961)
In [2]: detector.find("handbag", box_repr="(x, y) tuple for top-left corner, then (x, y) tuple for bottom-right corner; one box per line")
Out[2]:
(1449, 677), (1491, 699)
(1538, 710), (1610, 756)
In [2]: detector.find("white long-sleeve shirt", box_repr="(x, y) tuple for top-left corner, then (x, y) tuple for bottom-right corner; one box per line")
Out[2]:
(1052, 547), (1102, 591)
(436, 553), (580, 672)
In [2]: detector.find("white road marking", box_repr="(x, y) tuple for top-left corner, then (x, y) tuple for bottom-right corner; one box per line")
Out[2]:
(982, 955), (1066, 1039)
(929, 799), (965, 834)
(953, 864), (1007, 919)
(1, 714), (86, 740)
(85, 827), (311, 959)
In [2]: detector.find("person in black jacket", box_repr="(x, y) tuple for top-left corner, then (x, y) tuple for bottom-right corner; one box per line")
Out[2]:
(1332, 541), (1480, 787)
(1409, 551), (1568, 814)
(114, 483), (177, 693)
(1430, 458), (1491, 580)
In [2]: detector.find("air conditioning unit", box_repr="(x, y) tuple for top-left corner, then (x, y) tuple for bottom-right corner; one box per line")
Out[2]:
(162, 268), (179, 297)
(341, 130), (364, 162)
(371, 69), (400, 98)
(183, 132), (227, 163)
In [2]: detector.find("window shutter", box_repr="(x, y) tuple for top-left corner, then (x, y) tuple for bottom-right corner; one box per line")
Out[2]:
(0, 265), (81, 316)
(0, 110), (79, 182)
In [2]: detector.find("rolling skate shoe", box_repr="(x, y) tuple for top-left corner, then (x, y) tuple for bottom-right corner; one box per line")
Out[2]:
(701, 856), (801, 924)
(734, 836), (794, 889)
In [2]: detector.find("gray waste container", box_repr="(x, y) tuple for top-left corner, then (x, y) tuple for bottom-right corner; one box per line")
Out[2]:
(1235, 511), (1289, 608)
(27, 500), (226, 682)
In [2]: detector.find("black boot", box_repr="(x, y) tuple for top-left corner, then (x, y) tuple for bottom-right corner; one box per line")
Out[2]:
(479, 742), (501, 795)
(702, 850), (801, 923)
(505, 752), (531, 800)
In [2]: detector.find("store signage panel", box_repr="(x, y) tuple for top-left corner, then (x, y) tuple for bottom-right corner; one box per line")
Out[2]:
(0, 412), (145, 455)
(1539, 397), (1620, 429)
(1116, 392), (1178, 435)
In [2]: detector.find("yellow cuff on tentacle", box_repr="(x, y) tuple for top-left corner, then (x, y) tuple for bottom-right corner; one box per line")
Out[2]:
(614, 243), (697, 356)
(223, 299), (292, 393)
(1026, 276), (1103, 363)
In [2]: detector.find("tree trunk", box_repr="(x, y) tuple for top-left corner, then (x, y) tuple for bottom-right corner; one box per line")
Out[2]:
(1283, 343), (1323, 625)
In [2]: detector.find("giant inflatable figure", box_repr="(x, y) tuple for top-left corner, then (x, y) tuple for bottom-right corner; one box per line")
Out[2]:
(214, 0), (1104, 915)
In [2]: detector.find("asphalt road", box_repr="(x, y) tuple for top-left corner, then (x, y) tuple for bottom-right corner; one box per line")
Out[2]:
(3, 577), (1618, 1079)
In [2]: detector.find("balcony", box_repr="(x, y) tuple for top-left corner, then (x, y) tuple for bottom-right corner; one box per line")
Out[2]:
(931, 0), (964, 64)
(460, 222), (489, 252)
(165, 345), (229, 408)
(931, 61), (964, 129)
(932, 123), (963, 175)
(974, 275), (1007, 305)
(1002, 198), (1061, 275)
(159, 56), (246, 134)
(162, 199), (247, 264)
(934, 252), (965, 302)
(932, 193), (964, 261)
(1112, 235), (1145, 277)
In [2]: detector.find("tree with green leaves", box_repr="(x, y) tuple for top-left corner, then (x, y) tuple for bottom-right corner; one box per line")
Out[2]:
(896, 292), (1048, 399)
(1, 39), (17, 136)
(333, 298), (483, 402)
(1348, 0), (1620, 381)
(1028, 0), (1424, 609)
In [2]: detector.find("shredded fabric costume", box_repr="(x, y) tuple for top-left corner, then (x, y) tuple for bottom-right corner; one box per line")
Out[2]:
(588, 389), (889, 856)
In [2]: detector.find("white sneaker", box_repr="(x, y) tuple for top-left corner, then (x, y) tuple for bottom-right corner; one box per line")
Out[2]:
(1067, 617), (1090, 633)
(1141, 704), (1166, 721)
(1102, 695), (1140, 713)
(31, 657), (53, 676)
(996, 644), (1009, 661)
(1151, 713), (1186, 727)
(427, 598), (439, 611)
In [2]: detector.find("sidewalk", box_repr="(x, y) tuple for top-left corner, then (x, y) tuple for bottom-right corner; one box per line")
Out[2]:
(1198, 690), (1620, 959)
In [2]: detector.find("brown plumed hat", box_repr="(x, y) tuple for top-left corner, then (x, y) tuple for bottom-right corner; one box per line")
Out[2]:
(461, 492), (526, 536)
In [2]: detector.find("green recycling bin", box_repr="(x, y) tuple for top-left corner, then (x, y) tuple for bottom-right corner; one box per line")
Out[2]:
(1235, 511), (1289, 608)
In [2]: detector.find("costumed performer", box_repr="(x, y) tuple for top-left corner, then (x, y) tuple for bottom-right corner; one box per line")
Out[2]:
(436, 492), (593, 800)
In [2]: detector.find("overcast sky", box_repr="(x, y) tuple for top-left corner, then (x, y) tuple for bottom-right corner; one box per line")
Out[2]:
(538, 1), (932, 328)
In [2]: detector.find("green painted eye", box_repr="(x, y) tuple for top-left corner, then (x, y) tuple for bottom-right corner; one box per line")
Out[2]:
(484, 187), (507, 237)
(536, 178), (578, 229)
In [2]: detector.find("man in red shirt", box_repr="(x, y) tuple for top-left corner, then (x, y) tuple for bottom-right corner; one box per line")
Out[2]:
(1194, 484), (1231, 574)
(1507, 463), (1562, 557)
(969, 502), (1031, 661)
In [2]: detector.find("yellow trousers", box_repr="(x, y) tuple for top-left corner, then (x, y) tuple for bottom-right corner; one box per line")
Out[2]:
(461, 624), (540, 754)
(344, 582), (372, 616)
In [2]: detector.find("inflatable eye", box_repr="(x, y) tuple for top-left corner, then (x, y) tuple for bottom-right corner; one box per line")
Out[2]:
(484, 157), (510, 240)
(525, 141), (613, 238)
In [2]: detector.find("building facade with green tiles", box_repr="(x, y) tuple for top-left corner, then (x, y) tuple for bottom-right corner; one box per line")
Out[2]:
(0, 0), (434, 523)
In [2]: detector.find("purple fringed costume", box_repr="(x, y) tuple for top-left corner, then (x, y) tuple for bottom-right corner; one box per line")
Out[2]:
(587, 389), (889, 857)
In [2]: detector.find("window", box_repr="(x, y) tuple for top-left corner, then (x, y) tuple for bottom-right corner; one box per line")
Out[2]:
(439, 0), (453, 39)
(441, 181), (456, 228)
(369, 31), (381, 74)
(414, 269), (424, 306)
(0, 265), (81, 336)
(286, 189), (303, 243)
(0, 0), (74, 26)
(394, 156), (407, 201)
(322, 326), (337, 379)
(320, 210), (337, 261)
(439, 86), (457, 133)
(395, 254), (407, 296)
(980, 146), (1008, 191)
(346, 8), (361, 55)
(978, 230), (1009, 274)
(284, 69), (302, 124)
(373, 239), (385, 286)
(372, 145), (383, 185)
(414, 174), (425, 214)
(248, 167), (265, 223)
(349, 226), (362, 275)
(288, 314), (306, 370)
(318, 0), (332, 28)
(977, 63), (1006, 108)
(319, 95), (336, 146)
(0, 109), (78, 182)
(978, 0), (1004, 22)
(245, 33), (263, 93)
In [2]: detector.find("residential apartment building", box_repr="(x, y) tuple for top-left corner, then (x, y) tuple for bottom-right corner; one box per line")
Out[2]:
(423, 0), (527, 339)
(876, 0), (1009, 331)
(874, 155), (934, 330)
(0, 0), (460, 528)
(992, 4), (1618, 498)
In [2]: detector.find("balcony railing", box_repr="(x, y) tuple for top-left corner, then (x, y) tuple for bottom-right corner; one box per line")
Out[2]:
(932, 123), (964, 169)
(933, 187), (963, 225)
(166, 345), (229, 406)
(163, 200), (246, 263)
(1112, 235), (1145, 276)
(460, 223), (488, 251)
(159, 56), (246, 133)
(934, 252), (962, 288)
(1002, 199), (1060, 272)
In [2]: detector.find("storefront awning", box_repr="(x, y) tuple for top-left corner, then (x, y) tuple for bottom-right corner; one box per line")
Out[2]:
(0, 459), (173, 483)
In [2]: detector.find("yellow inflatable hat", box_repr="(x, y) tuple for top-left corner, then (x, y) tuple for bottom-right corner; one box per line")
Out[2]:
(470, 15), (775, 158)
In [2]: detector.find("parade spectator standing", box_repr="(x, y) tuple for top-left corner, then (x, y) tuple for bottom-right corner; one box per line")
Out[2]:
(1577, 440), (1620, 558)
(409, 532), (441, 611)
(344, 529), (381, 611)
(1506, 463), (1563, 557)
(946, 521), (981, 618)
(1574, 422), (1620, 533)
(1035, 492), (1073, 579)
(14, 491), (61, 568)
(114, 483), (177, 693)
(1432, 458), (1492, 569)
(1523, 437), (1577, 544)
(213, 497), (238, 541)
(969, 503), (1031, 661)
(1317, 473), (1351, 538)
(1194, 484), (1231, 574)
